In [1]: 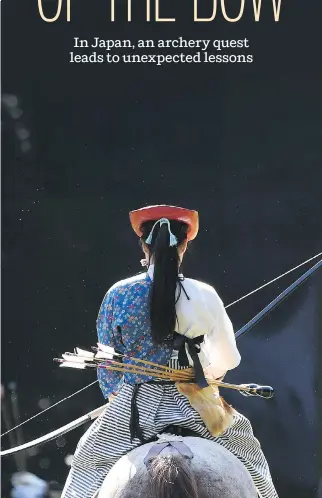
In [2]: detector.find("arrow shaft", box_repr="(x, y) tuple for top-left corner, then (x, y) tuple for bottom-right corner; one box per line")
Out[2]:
(2, 257), (321, 456)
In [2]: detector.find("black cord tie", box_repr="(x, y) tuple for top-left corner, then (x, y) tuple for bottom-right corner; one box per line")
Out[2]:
(178, 280), (190, 301)
(173, 333), (208, 389)
(130, 384), (144, 443)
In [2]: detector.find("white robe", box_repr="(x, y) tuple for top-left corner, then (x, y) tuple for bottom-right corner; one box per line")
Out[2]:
(147, 265), (241, 379)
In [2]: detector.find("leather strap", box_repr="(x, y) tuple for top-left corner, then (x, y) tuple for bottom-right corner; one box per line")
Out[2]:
(144, 441), (194, 467)
(173, 333), (208, 388)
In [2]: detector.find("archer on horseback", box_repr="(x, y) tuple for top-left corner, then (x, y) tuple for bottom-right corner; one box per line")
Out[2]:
(61, 204), (278, 498)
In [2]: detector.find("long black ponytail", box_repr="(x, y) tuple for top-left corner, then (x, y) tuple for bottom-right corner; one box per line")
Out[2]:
(140, 219), (188, 344)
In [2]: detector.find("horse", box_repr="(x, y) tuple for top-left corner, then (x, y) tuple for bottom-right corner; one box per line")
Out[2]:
(96, 434), (258, 498)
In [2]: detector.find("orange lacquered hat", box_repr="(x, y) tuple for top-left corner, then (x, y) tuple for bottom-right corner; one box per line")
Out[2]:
(129, 205), (199, 241)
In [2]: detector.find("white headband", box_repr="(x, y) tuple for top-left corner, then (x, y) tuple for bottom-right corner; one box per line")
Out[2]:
(145, 218), (178, 247)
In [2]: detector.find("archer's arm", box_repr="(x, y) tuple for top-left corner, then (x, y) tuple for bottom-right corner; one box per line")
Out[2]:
(96, 286), (124, 399)
(201, 287), (241, 379)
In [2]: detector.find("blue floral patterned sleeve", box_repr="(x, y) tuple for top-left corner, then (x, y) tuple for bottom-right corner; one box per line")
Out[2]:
(96, 274), (173, 394)
(96, 286), (124, 399)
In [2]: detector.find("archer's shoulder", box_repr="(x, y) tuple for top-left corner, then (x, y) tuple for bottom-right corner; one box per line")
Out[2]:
(105, 272), (148, 298)
(183, 277), (223, 303)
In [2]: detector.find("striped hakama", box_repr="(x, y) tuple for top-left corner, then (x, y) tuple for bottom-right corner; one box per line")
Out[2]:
(61, 380), (278, 498)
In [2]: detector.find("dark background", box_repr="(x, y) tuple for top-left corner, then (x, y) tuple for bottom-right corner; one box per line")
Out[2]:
(1, 0), (322, 496)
